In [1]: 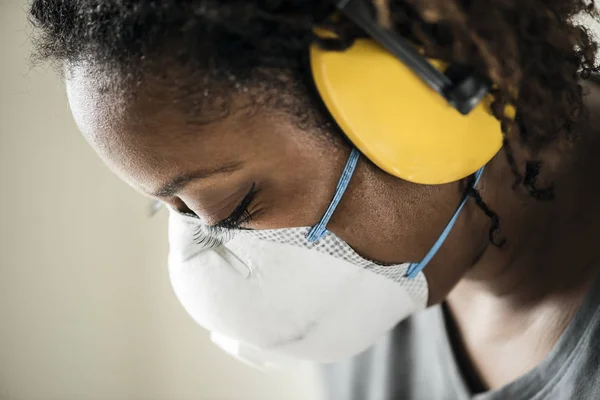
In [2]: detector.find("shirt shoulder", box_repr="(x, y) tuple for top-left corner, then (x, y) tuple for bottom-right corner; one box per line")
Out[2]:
(320, 306), (469, 400)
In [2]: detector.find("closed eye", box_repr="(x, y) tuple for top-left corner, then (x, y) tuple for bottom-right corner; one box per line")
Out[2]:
(206, 183), (258, 233)
(189, 183), (258, 247)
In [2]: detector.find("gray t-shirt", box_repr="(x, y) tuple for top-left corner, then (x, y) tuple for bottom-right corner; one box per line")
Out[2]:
(321, 274), (600, 400)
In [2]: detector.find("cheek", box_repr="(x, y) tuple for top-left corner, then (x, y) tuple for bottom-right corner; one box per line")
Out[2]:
(248, 146), (352, 230)
(329, 162), (477, 266)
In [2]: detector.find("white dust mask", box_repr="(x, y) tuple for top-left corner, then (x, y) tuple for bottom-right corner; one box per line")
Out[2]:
(167, 149), (484, 366)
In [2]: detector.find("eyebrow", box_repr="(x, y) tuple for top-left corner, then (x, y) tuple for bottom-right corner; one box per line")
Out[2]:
(152, 162), (244, 198)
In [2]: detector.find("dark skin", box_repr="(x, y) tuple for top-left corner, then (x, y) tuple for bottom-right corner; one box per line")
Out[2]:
(67, 65), (600, 391)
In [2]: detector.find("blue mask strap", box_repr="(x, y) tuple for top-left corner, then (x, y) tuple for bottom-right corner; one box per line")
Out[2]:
(307, 148), (361, 243)
(405, 167), (485, 279)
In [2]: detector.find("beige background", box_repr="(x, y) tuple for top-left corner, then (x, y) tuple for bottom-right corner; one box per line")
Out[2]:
(0, 1), (321, 399)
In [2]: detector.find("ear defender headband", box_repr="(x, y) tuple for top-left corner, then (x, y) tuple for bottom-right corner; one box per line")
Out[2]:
(310, 0), (506, 184)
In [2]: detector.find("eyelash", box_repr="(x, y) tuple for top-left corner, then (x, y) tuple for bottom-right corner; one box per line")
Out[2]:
(192, 183), (258, 246)
(211, 183), (257, 231)
(192, 225), (234, 248)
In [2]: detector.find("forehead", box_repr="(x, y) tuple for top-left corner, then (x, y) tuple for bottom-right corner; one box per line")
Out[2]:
(65, 63), (299, 144)
(65, 65), (201, 143)
(64, 68), (226, 180)
(64, 65), (332, 194)
(68, 66), (252, 142)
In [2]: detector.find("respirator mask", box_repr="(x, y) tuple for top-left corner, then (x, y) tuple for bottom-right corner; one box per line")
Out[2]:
(168, 149), (484, 368)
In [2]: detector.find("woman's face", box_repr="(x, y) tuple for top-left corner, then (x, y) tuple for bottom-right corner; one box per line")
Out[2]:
(65, 65), (499, 304)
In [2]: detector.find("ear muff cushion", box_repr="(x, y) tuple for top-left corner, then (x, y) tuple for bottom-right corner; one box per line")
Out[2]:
(310, 39), (504, 185)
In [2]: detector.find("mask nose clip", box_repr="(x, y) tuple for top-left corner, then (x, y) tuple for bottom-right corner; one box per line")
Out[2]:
(306, 148), (361, 243)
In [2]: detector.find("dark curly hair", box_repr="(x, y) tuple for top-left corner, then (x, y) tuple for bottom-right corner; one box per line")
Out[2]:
(28, 0), (600, 245)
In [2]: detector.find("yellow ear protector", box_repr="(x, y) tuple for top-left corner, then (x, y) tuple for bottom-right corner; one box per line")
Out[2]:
(310, 0), (506, 184)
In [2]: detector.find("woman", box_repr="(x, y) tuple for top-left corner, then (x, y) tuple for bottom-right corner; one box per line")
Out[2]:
(29, 0), (600, 399)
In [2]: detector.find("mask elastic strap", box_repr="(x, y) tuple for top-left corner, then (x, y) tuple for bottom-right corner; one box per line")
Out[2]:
(307, 148), (361, 243)
(405, 167), (485, 279)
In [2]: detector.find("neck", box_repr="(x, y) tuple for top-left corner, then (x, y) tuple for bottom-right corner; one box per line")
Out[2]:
(455, 137), (600, 308)
(446, 104), (600, 390)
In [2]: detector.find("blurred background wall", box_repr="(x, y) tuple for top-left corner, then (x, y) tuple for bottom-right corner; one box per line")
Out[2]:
(0, 1), (322, 399)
